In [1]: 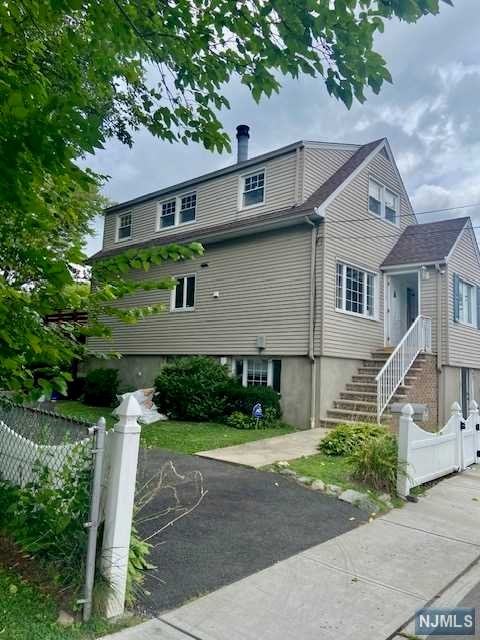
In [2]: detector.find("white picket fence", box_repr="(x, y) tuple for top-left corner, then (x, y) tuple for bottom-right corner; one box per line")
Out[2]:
(397, 401), (480, 497)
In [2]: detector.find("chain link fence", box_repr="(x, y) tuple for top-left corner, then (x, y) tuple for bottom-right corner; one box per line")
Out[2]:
(0, 399), (102, 612)
(0, 401), (92, 486)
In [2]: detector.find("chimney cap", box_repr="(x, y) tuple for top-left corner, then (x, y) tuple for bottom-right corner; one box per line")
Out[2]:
(236, 124), (250, 139)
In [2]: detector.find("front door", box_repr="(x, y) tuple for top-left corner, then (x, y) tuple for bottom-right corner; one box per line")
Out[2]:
(386, 272), (419, 347)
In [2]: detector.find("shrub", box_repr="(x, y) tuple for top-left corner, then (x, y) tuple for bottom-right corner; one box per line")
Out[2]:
(225, 411), (254, 429)
(83, 368), (119, 407)
(225, 407), (281, 430)
(348, 432), (401, 493)
(154, 356), (232, 420)
(318, 422), (387, 457)
(222, 382), (281, 419)
(0, 445), (91, 594)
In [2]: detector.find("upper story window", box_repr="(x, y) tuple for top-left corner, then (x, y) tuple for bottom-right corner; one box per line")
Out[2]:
(116, 212), (132, 241)
(459, 278), (476, 326)
(158, 192), (197, 230)
(241, 169), (265, 208)
(171, 274), (196, 311)
(336, 262), (376, 319)
(368, 178), (399, 225)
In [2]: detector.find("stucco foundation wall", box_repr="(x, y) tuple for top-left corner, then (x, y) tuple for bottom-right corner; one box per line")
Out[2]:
(279, 357), (312, 430)
(316, 356), (363, 421)
(83, 354), (312, 430)
(81, 355), (167, 389)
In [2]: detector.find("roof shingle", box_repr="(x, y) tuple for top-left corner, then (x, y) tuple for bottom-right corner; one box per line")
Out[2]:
(381, 217), (469, 267)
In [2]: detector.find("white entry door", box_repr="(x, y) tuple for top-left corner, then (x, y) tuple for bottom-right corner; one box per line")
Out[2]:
(387, 277), (404, 346)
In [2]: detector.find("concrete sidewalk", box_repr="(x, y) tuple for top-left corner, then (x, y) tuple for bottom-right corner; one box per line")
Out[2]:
(196, 427), (328, 467)
(105, 466), (480, 640)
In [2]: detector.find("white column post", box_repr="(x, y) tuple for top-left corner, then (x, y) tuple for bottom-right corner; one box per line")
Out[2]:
(471, 400), (480, 464)
(101, 395), (143, 619)
(451, 401), (463, 471)
(397, 403), (414, 498)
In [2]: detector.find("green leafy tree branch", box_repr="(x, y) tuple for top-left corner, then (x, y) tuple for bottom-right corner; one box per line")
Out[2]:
(0, 0), (451, 395)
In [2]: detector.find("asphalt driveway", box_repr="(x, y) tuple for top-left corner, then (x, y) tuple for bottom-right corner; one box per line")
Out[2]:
(135, 447), (365, 615)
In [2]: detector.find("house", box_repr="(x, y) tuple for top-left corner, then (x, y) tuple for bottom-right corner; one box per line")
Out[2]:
(87, 126), (480, 429)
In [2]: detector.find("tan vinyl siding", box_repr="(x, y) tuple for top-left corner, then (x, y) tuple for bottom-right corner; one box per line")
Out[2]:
(302, 147), (355, 201)
(88, 226), (312, 356)
(102, 151), (299, 252)
(419, 268), (438, 353)
(318, 150), (416, 359)
(446, 227), (480, 367)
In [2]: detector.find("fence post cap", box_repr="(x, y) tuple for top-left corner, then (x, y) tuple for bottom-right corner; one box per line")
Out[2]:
(401, 403), (414, 417)
(469, 400), (479, 412)
(113, 395), (143, 418)
(450, 401), (462, 414)
(97, 416), (106, 428)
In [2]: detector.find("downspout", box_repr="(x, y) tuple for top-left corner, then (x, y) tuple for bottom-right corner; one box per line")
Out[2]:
(435, 263), (443, 370)
(435, 263), (444, 423)
(305, 216), (320, 429)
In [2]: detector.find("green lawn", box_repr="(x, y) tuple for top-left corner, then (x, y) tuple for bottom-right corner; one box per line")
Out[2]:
(54, 401), (294, 454)
(282, 453), (402, 511)
(0, 568), (133, 640)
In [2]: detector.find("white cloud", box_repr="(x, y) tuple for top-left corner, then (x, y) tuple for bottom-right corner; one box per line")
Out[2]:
(85, 0), (480, 255)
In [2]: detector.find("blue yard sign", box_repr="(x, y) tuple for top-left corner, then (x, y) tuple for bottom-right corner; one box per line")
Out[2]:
(252, 403), (263, 419)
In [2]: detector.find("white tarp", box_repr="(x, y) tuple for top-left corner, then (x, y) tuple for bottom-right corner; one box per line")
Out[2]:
(114, 388), (167, 424)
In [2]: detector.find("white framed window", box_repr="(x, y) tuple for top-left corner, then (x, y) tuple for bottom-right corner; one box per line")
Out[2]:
(336, 262), (376, 318)
(233, 358), (274, 388)
(159, 198), (176, 228)
(158, 192), (197, 230)
(240, 169), (265, 209)
(368, 178), (399, 225)
(459, 278), (476, 326)
(171, 274), (196, 311)
(116, 212), (132, 241)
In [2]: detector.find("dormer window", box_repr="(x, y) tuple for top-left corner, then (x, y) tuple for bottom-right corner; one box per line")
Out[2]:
(241, 169), (265, 208)
(116, 212), (132, 241)
(368, 178), (399, 225)
(158, 192), (197, 230)
(160, 199), (176, 228)
(180, 193), (196, 223)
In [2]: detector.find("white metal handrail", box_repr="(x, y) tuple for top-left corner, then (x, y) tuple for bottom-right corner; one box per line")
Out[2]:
(376, 315), (432, 422)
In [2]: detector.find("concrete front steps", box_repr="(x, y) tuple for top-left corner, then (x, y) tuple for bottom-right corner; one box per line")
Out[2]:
(319, 350), (426, 428)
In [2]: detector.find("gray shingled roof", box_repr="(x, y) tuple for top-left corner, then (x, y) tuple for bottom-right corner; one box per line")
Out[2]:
(381, 217), (469, 267)
(89, 139), (384, 261)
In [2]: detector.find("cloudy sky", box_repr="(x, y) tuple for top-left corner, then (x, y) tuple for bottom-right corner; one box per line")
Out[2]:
(84, 0), (480, 255)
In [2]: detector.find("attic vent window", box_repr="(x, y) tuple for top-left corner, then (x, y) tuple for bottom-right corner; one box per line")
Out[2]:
(369, 178), (399, 225)
(241, 169), (265, 208)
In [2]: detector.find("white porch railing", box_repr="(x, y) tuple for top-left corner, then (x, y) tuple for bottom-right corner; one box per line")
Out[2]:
(376, 315), (432, 422)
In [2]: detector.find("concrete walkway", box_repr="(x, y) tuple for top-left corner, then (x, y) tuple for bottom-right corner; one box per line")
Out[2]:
(105, 465), (480, 640)
(196, 427), (328, 467)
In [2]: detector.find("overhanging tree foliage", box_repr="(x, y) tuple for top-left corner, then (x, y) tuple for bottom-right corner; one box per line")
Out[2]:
(0, 0), (452, 395)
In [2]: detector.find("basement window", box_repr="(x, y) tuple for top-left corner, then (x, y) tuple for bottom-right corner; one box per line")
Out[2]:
(233, 358), (281, 391)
